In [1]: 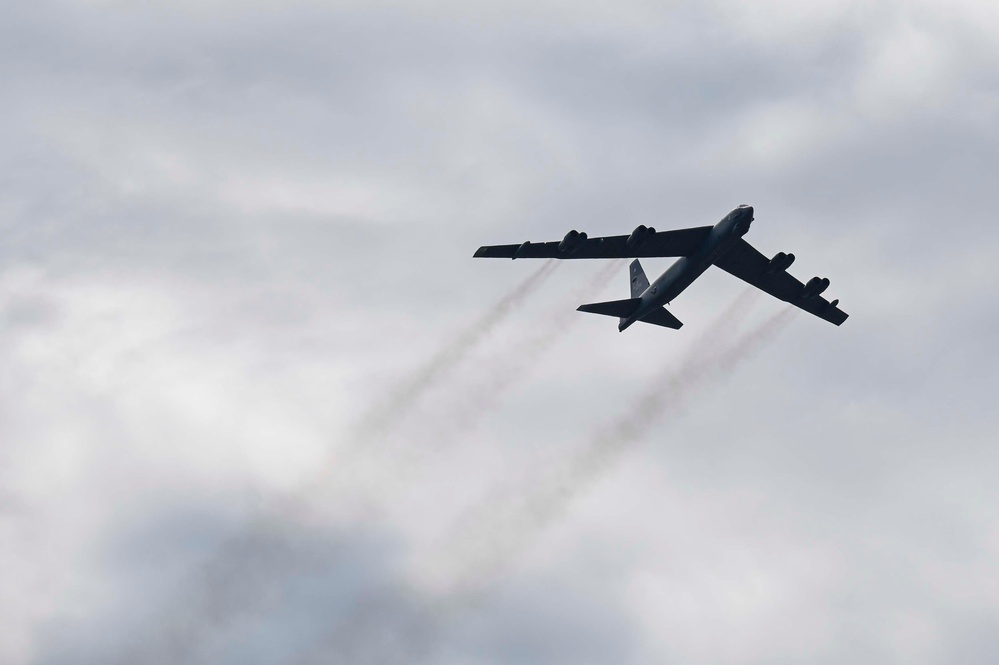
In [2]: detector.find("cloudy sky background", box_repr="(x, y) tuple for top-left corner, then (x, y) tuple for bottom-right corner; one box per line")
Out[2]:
(3, 0), (999, 663)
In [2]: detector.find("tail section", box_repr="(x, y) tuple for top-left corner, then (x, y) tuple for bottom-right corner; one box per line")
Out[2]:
(577, 261), (683, 331)
(576, 297), (642, 318)
(630, 259), (649, 298)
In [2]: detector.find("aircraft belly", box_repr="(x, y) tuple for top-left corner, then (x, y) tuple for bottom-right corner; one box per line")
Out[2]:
(651, 258), (711, 305)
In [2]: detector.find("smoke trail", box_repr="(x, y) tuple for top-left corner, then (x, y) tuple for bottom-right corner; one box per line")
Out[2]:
(375, 260), (626, 489)
(304, 259), (565, 513)
(450, 260), (625, 429)
(686, 287), (762, 359)
(351, 259), (559, 443)
(110, 261), (560, 665)
(433, 305), (798, 597)
(290, 301), (796, 665)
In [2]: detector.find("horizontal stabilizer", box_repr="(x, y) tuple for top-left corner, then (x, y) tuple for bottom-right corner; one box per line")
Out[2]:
(577, 298), (642, 318)
(639, 307), (683, 329)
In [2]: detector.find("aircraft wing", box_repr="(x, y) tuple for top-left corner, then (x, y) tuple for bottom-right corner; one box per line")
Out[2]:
(474, 226), (713, 259)
(714, 238), (849, 326)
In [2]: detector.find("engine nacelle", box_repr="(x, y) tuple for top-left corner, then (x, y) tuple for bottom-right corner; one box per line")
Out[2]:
(626, 224), (656, 249)
(558, 229), (588, 254)
(766, 252), (795, 274)
(802, 276), (830, 299)
(513, 240), (531, 259)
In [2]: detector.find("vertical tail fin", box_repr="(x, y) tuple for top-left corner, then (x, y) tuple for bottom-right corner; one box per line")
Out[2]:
(630, 259), (650, 298)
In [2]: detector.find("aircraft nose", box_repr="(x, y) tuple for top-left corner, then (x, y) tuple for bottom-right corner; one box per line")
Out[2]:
(740, 205), (754, 219)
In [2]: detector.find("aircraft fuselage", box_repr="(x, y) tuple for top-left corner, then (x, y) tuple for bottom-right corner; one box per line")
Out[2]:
(618, 205), (754, 331)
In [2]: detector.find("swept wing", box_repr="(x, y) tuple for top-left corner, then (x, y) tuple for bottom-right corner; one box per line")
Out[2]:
(473, 226), (713, 260)
(714, 238), (848, 326)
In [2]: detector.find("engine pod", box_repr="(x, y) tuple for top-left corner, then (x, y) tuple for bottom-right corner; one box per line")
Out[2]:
(626, 225), (654, 249)
(766, 252), (796, 274)
(802, 276), (830, 299)
(558, 230), (587, 254)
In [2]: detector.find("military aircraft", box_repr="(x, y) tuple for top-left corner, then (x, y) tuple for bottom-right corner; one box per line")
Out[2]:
(473, 205), (847, 331)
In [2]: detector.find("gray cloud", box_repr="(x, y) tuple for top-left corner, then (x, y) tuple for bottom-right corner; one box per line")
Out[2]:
(4, 1), (999, 664)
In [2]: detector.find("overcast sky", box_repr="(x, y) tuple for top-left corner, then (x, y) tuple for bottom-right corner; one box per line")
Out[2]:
(3, 1), (999, 663)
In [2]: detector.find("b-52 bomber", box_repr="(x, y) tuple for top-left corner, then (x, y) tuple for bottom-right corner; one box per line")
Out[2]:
(473, 205), (847, 331)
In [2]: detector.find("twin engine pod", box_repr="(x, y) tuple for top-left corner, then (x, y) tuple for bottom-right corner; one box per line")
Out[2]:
(553, 224), (657, 254)
(626, 224), (657, 249)
(558, 229), (588, 254)
(802, 276), (831, 299)
(766, 251), (796, 274)
(771, 254), (834, 303)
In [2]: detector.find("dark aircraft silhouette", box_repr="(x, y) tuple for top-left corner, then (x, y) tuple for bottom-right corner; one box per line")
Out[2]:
(474, 205), (847, 331)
